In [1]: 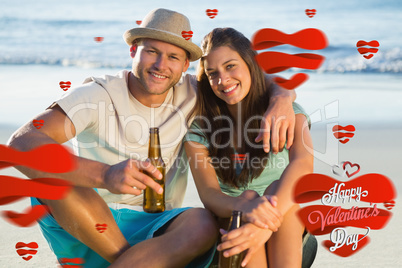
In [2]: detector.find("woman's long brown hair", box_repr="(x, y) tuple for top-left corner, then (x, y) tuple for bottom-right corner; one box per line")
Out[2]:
(188, 27), (274, 188)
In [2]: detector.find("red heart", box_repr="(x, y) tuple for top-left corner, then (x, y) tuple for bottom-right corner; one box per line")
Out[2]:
(252, 28), (328, 90)
(136, 20), (142, 25)
(332, 125), (355, 144)
(206, 9), (218, 19)
(383, 200), (395, 210)
(95, 223), (108, 233)
(59, 81), (71, 91)
(181, 31), (193, 41)
(343, 161), (360, 178)
(32, 119), (44, 129)
(16, 242), (38, 261)
(305, 9), (316, 18)
(274, 73), (308, 90)
(356, 40), (379, 59)
(94, 37), (104, 43)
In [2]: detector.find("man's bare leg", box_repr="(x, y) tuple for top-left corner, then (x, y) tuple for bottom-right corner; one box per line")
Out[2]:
(40, 186), (131, 263)
(110, 208), (218, 268)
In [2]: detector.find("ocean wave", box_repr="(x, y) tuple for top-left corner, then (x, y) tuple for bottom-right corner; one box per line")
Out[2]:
(320, 47), (402, 73)
(1, 47), (401, 73)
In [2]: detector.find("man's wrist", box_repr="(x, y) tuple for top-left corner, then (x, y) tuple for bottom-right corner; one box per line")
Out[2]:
(270, 92), (294, 103)
(99, 163), (111, 189)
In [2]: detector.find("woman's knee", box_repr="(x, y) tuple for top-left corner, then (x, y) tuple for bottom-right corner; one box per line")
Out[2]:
(240, 190), (260, 200)
(263, 180), (279, 196)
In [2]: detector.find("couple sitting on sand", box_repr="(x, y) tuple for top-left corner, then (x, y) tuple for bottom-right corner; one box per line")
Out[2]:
(8, 8), (313, 268)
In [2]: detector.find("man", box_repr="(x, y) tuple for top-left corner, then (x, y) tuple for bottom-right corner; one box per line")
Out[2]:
(7, 8), (294, 267)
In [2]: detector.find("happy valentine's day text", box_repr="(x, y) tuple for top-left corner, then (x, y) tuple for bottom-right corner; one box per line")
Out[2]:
(308, 182), (375, 252)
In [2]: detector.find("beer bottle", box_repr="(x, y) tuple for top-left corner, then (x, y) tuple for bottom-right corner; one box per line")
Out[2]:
(143, 128), (165, 213)
(219, 211), (245, 268)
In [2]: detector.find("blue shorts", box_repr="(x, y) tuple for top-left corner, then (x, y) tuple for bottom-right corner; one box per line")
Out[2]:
(31, 197), (215, 267)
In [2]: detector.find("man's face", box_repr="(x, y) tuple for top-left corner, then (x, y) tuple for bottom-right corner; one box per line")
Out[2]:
(131, 39), (190, 96)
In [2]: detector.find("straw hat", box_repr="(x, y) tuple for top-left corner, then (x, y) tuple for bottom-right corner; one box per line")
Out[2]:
(123, 8), (202, 61)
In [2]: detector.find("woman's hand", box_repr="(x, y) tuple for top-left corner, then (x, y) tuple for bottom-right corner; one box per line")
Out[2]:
(218, 223), (274, 267)
(236, 192), (282, 231)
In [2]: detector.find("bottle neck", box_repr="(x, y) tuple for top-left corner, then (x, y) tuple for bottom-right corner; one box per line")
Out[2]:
(148, 128), (162, 159)
(228, 211), (242, 230)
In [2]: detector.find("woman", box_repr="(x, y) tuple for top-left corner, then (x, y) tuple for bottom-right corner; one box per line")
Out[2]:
(184, 28), (314, 267)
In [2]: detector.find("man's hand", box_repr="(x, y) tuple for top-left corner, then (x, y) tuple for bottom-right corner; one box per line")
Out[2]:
(102, 159), (163, 196)
(255, 94), (295, 154)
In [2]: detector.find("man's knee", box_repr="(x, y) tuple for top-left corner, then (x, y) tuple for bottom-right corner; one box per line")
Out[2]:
(180, 208), (218, 246)
(188, 208), (218, 233)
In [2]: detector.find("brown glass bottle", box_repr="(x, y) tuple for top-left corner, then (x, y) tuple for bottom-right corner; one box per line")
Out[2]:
(143, 128), (166, 213)
(219, 211), (245, 268)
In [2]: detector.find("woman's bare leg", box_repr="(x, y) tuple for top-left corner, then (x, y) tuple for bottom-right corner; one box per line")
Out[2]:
(245, 245), (268, 268)
(263, 180), (304, 267)
(267, 204), (304, 268)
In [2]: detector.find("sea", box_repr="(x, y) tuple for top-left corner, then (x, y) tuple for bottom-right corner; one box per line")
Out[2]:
(0, 0), (402, 126)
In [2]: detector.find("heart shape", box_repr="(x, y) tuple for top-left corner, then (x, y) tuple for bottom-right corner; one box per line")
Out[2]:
(274, 73), (308, 90)
(94, 37), (104, 43)
(383, 200), (395, 210)
(343, 161), (360, 178)
(332, 125), (355, 144)
(95, 223), (108, 233)
(16, 242), (38, 261)
(251, 28), (327, 90)
(59, 81), (71, 91)
(181, 31), (193, 40)
(136, 20), (142, 25)
(206, 9), (218, 19)
(32, 119), (44, 129)
(356, 40), (379, 60)
(305, 9), (316, 18)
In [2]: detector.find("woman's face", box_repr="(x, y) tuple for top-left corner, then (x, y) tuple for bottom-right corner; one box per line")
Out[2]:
(204, 46), (251, 105)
